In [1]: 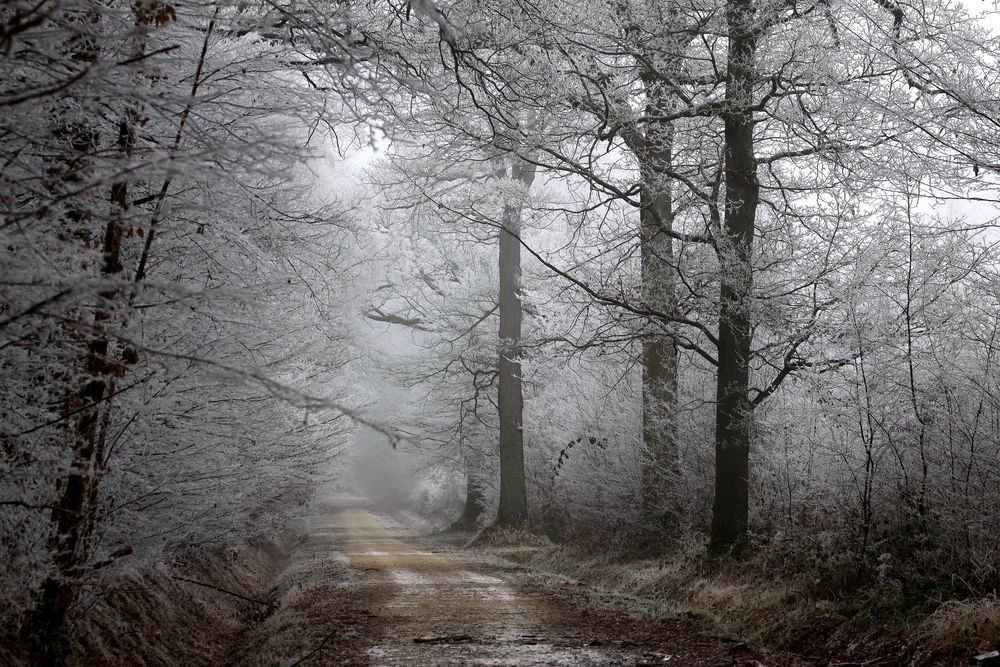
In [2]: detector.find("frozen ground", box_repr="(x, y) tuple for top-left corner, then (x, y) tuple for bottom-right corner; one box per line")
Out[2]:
(297, 495), (784, 666)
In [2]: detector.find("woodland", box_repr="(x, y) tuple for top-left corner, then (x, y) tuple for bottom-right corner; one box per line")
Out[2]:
(2, 0), (1000, 664)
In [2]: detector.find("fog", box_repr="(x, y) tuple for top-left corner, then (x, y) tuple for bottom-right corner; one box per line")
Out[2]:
(5, 1), (1000, 664)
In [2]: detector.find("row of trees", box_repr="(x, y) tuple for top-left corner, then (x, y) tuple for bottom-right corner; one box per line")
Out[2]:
(4, 0), (1000, 659)
(357, 0), (1000, 584)
(1, 1), (371, 661)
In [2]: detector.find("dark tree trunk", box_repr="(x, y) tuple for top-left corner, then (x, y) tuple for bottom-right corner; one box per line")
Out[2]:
(638, 88), (679, 529)
(709, 0), (759, 558)
(494, 159), (536, 529)
(32, 345), (110, 665)
(639, 180), (679, 528)
(32, 197), (125, 666)
(29, 27), (137, 662)
(450, 462), (486, 532)
(449, 437), (486, 531)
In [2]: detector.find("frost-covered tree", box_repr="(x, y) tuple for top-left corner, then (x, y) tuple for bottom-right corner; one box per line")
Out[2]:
(386, 0), (1000, 560)
(1, 0), (370, 659)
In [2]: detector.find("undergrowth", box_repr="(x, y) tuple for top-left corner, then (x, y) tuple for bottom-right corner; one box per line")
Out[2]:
(493, 529), (1000, 666)
(466, 525), (553, 548)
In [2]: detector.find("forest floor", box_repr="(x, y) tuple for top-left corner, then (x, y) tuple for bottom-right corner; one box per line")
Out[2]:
(29, 494), (992, 665)
(249, 495), (804, 666)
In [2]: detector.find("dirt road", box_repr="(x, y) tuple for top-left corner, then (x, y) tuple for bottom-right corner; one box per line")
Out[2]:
(312, 496), (772, 667)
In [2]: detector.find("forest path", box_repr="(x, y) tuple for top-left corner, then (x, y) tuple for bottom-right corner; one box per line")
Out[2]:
(316, 495), (772, 667)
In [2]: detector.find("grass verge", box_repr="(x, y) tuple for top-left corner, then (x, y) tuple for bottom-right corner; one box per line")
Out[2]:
(477, 538), (1000, 666)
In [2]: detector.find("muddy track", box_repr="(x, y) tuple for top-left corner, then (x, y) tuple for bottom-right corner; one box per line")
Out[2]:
(317, 496), (791, 667)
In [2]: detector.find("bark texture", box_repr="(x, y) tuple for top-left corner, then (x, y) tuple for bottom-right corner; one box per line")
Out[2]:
(450, 443), (487, 531)
(710, 0), (759, 557)
(638, 85), (679, 528)
(32, 159), (126, 667)
(29, 19), (141, 660)
(451, 474), (487, 532)
(494, 159), (536, 529)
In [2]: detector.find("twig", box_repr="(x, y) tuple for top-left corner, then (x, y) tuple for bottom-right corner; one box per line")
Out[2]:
(287, 625), (343, 666)
(170, 575), (275, 609)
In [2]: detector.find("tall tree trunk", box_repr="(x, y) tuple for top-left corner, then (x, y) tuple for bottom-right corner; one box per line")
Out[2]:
(709, 0), (759, 558)
(29, 18), (140, 661)
(450, 444), (486, 531)
(494, 159), (536, 528)
(639, 89), (679, 530)
(640, 194), (679, 528)
(32, 182), (127, 667)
